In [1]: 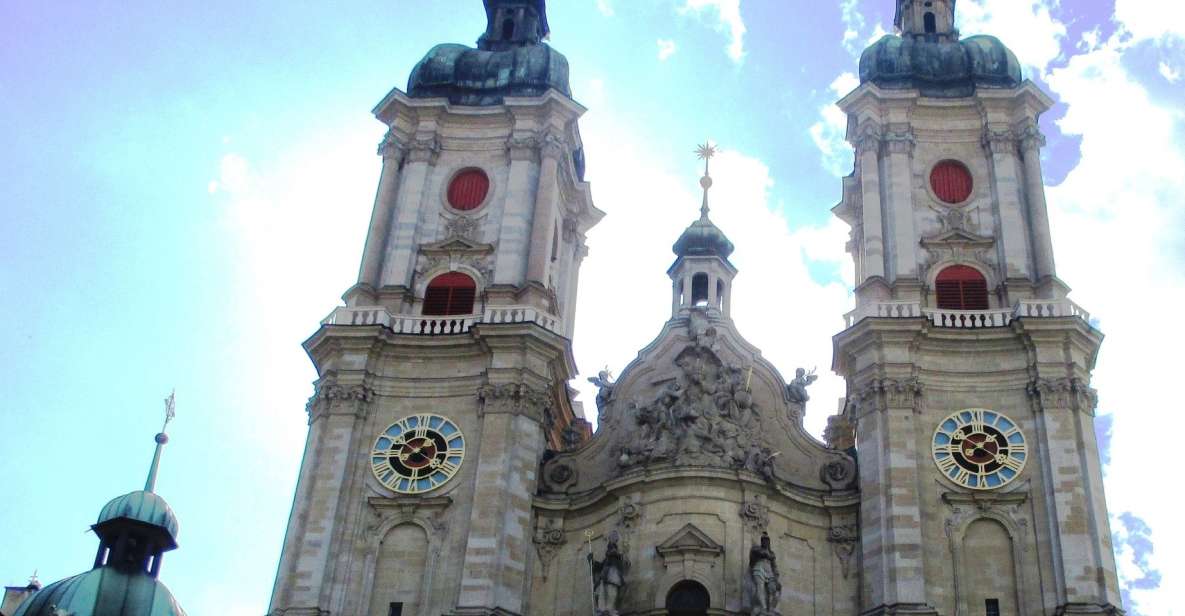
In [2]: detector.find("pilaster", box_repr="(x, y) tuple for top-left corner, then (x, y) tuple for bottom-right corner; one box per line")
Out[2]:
(983, 126), (1032, 284)
(356, 131), (408, 296)
(381, 133), (440, 288)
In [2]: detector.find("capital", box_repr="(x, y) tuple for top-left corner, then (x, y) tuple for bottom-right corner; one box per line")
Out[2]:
(406, 134), (441, 164)
(477, 382), (552, 422)
(1018, 122), (1047, 152)
(377, 130), (407, 162)
(854, 123), (883, 154)
(883, 128), (916, 155)
(982, 127), (1019, 155)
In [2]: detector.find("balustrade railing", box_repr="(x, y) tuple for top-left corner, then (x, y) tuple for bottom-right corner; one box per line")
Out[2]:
(844, 299), (1091, 329)
(320, 305), (563, 336)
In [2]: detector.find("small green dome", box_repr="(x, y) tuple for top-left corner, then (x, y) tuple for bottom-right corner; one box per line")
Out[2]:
(98, 490), (179, 542)
(859, 33), (1022, 97)
(673, 215), (735, 260)
(13, 568), (186, 616)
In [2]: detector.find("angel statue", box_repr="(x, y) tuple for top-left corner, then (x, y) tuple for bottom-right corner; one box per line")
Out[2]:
(588, 369), (616, 419)
(785, 367), (818, 405)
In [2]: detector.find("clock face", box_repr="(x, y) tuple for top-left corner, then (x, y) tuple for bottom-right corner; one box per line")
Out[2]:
(371, 414), (466, 494)
(932, 409), (1027, 490)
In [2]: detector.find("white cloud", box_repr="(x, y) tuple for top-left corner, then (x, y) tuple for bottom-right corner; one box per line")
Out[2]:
(595, 0), (614, 17)
(657, 38), (678, 61)
(955, 0), (1067, 75)
(574, 117), (852, 438)
(809, 72), (859, 177)
(1159, 61), (1181, 82)
(680, 0), (747, 63)
(1114, 0), (1185, 42)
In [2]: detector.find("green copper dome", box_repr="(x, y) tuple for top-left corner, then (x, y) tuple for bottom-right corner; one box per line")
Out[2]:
(673, 214), (734, 260)
(859, 33), (1022, 97)
(12, 568), (186, 616)
(97, 490), (179, 544)
(406, 0), (571, 106)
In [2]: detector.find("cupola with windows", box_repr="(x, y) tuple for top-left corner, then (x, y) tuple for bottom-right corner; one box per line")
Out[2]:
(669, 144), (736, 319)
(14, 396), (186, 616)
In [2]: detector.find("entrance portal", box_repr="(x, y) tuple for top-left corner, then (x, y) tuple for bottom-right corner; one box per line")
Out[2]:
(665, 580), (710, 616)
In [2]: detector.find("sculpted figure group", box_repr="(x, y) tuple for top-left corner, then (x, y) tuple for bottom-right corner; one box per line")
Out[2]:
(617, 346), (779, 481)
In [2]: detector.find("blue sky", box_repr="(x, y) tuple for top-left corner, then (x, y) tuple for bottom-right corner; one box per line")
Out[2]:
(1, 1), (1182, 614)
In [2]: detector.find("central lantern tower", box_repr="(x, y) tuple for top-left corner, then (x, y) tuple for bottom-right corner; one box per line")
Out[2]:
(267, 2), (602, 615)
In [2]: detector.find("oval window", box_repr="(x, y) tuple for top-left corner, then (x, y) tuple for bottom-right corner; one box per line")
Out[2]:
(447, 169), (490, 211)
(930, 161), (973, 204)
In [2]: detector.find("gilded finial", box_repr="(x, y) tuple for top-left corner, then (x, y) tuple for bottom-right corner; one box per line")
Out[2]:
(145, 390), (176, 493)
(695, 141), (717, 218)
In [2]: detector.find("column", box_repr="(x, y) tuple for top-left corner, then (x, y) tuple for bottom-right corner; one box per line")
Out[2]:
(1020, 125), (1057, 282)
(1029, 378), (1124, 613)
(457, 383), (550, 614)
(526, 134), (563, 285)
(884, 129), (917, 280)
(856, 125), (886, 282)
(494, 135), (540, 286)
(984, 128), (1032, 280)
(855, 377), (937, 615)
(380, 136), (438, 289)
(355, 132), (406, 295)
(269, 383), (372, 613)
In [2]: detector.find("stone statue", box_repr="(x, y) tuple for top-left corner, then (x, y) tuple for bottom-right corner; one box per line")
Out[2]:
(743, 532), (782, 615)
(588, 531), (628, 615)
(588, 370), (616, 420)
(785, 367), (818, 405)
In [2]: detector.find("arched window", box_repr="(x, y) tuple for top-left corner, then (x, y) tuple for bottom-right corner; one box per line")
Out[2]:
(691, 273), (709, 307)
(716, 280), (725, 310)
(935, 265), (989, 310)
(666, 580), (710, 616)
(501, 17), (516, 40)
(924, 12), (937, 33)
(423, 272), (476, 316)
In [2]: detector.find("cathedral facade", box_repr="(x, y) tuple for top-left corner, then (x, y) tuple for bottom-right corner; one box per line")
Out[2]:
(267, 2), (1124, 616)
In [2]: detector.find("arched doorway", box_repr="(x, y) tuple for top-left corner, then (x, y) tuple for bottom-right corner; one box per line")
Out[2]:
(666, 580), (710, 616)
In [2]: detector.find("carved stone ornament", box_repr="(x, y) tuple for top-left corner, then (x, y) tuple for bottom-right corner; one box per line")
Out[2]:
(824, 412), (856, 451)
(615, 345), (779, 482)
(618, 500), (643, 531)
(442, 213), (484, 242)
(543, 460), (577, 492)
(1018, 121), (1047, 152)
(982, 127), (1019, 155)
(820, 457), (857, 490)
(377, 130), (406, 161)
(1027, 377), (1098, 413)
(532, 515), (566, 579)
(855, 377), (924, 414)
(740, 498), (770, 534)
(306, 381), (375, 423)
(883, 128), (916, 155)
(942, 489), (1029, 553)
(919, 209), (996, 286)
(827, 524), (859, 578)
(478, 383), (552, 422)
(854, 122), (882, 154)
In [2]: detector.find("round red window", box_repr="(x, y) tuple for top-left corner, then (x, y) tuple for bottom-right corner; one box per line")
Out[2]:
(930, 161), (973, 204)
(448, 169), (490, 211)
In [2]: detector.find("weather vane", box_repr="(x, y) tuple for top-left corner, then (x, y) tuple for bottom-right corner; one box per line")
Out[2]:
(163, 388), (176, 431)
(695, 141), (717, 218)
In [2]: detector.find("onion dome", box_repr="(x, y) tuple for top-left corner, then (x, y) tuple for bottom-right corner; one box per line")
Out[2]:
(407, 0), (571, 106)
(97, 490), (180, 546)
(861, 0), (1023, 97)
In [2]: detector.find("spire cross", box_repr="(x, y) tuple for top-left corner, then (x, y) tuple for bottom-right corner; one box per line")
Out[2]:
(145, 389), (176, 493)
(695, 141), (717, 219)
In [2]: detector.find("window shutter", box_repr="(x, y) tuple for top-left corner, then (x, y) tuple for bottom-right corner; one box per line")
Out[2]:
(423, 272), (477, 316)
(935, 265), (989, 310)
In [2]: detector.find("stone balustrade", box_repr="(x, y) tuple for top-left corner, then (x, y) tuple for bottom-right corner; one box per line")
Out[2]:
(844, 299), (1092, 329)
(320, 305), (563, 336)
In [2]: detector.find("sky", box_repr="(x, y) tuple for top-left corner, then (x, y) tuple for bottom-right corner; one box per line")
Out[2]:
(0, 0), (1182, 614)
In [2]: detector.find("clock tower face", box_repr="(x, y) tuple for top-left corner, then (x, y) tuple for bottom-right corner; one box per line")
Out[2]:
(371, 414), (466, 494)
(932, 409), (1027, 490)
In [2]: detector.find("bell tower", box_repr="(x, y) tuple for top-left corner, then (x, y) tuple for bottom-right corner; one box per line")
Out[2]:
(833, 1), (1123, 616)
(268, 1), (602, 615)
(667, 143), (736, 320)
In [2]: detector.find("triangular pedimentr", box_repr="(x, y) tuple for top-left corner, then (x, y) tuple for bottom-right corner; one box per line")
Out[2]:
(419, 237), (495, 255)
(655, 523), (724, 557)
(920, 228), (994, 247)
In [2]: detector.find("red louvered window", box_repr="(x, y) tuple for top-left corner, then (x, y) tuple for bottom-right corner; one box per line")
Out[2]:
(935, 265), (989, 310)
(930, 161), (973, 204)
(423, 272), (476, 316)
(447, 169), (490, 211)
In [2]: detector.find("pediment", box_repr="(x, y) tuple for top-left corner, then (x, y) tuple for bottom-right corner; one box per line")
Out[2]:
(920, 228), (994, 247)
(419, 237), (494, 255)
(656, 523), (723, 557)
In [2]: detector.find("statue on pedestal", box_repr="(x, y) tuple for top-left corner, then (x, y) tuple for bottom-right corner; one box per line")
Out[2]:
(589, 531), (628, 615)
(743, 532), (782, 615)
